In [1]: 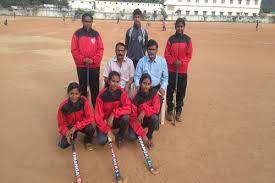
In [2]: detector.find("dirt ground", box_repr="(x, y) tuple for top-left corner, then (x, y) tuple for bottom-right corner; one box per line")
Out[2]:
(1, 16), (275, 183)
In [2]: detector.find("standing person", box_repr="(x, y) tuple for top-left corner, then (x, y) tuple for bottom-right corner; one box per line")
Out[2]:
(162, 20), (166, 31)
(256, 20), (259, 31)
(134, 39), (168, 99)
(128, 74), (160, 149)
(57, 82), (96, 150)
(71, 13), (104, 107)
(4, 19), (8, 26)
(103, 42), (135, 95)
(95, 71), (131, 148)
(125, 8), (148, 68)
(164, 17), (193, 122)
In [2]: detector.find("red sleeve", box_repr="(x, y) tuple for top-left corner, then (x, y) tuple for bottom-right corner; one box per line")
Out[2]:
(140, 93), (160, 117)
(57, 106), (68, 136)
(112, 90), (131, 119)
(95, 96), (110, 134)
(130, 104), (146, 137)
(164, 40), (177, 65)
(92, 35), (104, 66)
(74, 99), (95, 131)
(71, 34), (85, 65)
(182, 40), (193, 65)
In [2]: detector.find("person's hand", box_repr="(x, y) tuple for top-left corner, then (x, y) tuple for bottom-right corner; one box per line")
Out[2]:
(173, 60), (182, 68)
(65, 130), (72, 144)
(158, 88), (165, 97)
(137, 111), (145, 124)
(69, 127), (76, 138)
(142, 135), (148, 142)
(107, 131), (115, 142)
(125, 83), (130, 93)
(107, 114), (114, 127)
(84, 58), (93, 66)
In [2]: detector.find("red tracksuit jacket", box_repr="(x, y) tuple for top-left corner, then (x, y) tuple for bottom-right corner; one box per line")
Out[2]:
(95, 87), (131, 134)
(71, 27), (104, 68)
(57, 96), (95, 136)
(130, 89), (160, 137)
(164, 33), (193, 74)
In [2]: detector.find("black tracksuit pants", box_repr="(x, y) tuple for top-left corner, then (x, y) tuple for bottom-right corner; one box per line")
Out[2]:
(166, 72), (188, 113)
(77, 67), (100, 107)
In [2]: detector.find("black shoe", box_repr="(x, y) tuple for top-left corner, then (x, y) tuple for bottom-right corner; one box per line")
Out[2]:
(166, 111), (173, 121)
(175, 112), (182, 122)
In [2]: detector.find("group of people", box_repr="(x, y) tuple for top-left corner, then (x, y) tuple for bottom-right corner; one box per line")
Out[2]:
(57, 9), (193, 151)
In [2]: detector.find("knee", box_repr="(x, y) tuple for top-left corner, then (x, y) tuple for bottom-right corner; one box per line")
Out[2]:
(85, 124), (95, 133)
(97, 134), (108, 145)
(127, 128), (137, 141)
(58, 137), (70, 149)
(150, 115), (159, 130)
(120, 115), (130, 127)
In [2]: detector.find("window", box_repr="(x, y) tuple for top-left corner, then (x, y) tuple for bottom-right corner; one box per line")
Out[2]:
(238, 0), (242, 4)
(252, 13), (257, 17)
(71, 1), (74, 3)
(212, 11), (215, 16)
(186, 10), (190, 15)
(205, 0), (208, 2)
(196, 0), (199, 2)
(178, 0), (182, 2)
(228, 12), (232, 16)
(203, 11), (207, 16)
(246, 0), (250, 5)
(221, 0), (225, 3)
(236, 12), (240, 16)
(220, 12), (224, 16)
(255, 0), (258, 5)
(213, 0), (217, 3)
(230, 0), (233, 4)
(194, 11), (199, 15)
(81, 1), (83, 3)
(244, 12), (248, 16)
(168, 5), (175, 11)
(187, 0), (191, 2)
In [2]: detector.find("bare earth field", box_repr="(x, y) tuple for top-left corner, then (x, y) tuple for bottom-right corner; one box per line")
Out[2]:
(1, 17), (275, 183)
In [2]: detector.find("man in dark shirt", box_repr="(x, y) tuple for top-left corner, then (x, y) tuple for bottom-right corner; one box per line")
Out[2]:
(125, 9), (148, 68)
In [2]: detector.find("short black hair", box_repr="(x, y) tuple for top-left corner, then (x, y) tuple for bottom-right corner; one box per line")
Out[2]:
(147, 39), (158, 49)
(139, 73), (152, 85)
(115, 42), (126, 50)
(67, 82), (80, 93)
(108, 71), (120, 81)
(133, 9), (142, 16)
(175, 17), (186, 27)
(82, 13), (93, 22)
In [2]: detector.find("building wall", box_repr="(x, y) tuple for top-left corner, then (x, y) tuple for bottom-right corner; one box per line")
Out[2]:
(164, 0), (262, 16)
(69, 0), (163, 13)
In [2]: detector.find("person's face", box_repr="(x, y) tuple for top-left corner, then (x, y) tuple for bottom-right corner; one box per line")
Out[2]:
(82, 16), (92, 30)
(175, 22), (185, 34)
(140, 78), (151, 93)
(133, 14), (141, 26)
(108, 75), (120, 92)
(68, 88), (80, 103)
(147, 45), (158, 60)
(115, 45), (126, 61)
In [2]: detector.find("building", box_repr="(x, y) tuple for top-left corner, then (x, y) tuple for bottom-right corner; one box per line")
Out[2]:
(69, 0), (163, 14)
(164, 0), (262, 16)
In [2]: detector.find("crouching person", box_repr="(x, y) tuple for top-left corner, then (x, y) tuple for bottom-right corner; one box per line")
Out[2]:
(57, 82), (95, 150)
(128, 73), (160, 149)
(95, 71), (131, 148)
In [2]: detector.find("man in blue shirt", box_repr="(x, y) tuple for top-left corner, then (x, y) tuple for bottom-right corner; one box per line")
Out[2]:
(134, 39), (168, 98)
